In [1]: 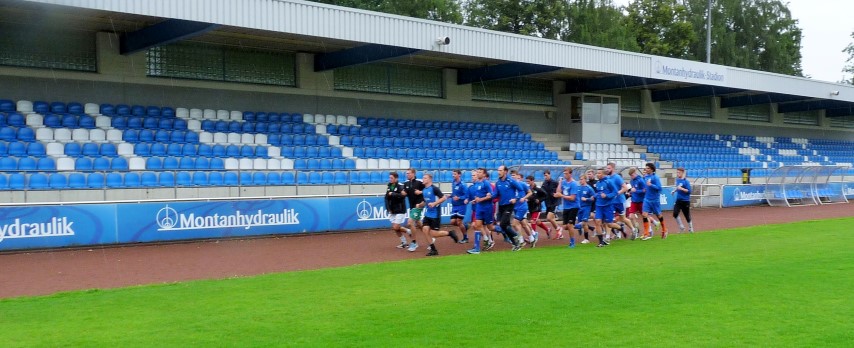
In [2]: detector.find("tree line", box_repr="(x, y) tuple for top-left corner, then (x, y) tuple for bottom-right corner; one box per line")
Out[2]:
(310, 0), (803, 76)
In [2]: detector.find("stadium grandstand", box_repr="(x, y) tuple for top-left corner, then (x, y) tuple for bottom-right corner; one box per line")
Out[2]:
(0, 0), (852, 251)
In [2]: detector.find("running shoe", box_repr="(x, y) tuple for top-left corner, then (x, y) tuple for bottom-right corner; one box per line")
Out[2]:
(568, 237), (576, 248)
(580, 239), (590, 244)
(466, 248), (480, 254)
(407, 242), (418, 252)
(426, 247), (439, 256)
(485, 240), (495, 251)
(396, 242), (409, 249)
(641, 236), (652, 241)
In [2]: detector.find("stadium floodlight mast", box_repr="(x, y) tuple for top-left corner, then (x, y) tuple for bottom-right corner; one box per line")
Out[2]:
(706, 0), (712, 63)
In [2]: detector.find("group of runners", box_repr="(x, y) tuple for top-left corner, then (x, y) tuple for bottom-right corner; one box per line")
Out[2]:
(384, 163), (694, 256)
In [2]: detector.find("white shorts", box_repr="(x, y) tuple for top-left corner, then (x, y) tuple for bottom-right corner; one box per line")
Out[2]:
(389, 214), (407, 225)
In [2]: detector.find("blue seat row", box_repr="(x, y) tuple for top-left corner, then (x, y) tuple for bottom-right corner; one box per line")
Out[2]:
(329, 125), (530, 141)
(111, 117), (188, 130)
(293, 158), (355, 170)
(268, 134), (329, 146)
(0, 126), (35, 142)
(280, 145), (342, 159)
(0, 141), (47, 157)
(0, 113), (26, 127)
(356, 117), (520, 132)
(340, 135), (543, 151)
(241, 112), (306, 123)
(99, 104), (176, 117)
(59, 142), (119, 157)
(0, 156), (56, 171)
(70, 157), (129, 171)
(0, 100), (16, 113)
(122, 129), (199, 144)
(135, 143), (269, 158)
(144, 157), (226, 170)
(0, 170), (360, 189)
(200, 120), (310, 134)
(43, 114), (98, 129)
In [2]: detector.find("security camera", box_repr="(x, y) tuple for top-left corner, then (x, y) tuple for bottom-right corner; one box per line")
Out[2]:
(830, 90), (840, 96)
(436, 36), (450, 45)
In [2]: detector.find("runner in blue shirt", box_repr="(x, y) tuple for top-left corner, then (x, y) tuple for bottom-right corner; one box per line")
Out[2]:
(574, 174), (596, 245)
(594, 168), (621, 247)
(641, 162), (668, 240)
(449, 169), (470, 243)
(467, 168), (497, 254)
(511, 171), (535, 247)
(557, 167), (580, 247)
(607, 162), (637, 239)
(420, 173), (459, 256)
(627, 167), (646, 239)
(671, 167), (694, 233)
(493, 165), (524, 251)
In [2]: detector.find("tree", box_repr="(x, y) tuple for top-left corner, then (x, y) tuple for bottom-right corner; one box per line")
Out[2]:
(843, 32), (854, 84)
(310, 0), (464, 24)
(681, 0), (803, 76)
(464, 0), (568, 40)
(626, 0), (697, 58)
(563, 0), (640, 52)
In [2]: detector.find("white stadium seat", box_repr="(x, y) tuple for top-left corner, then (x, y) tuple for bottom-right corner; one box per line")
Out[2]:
(89, 129), (106, 142)
(280, 158), (294, 170)
(16, 100), (33, 113)
(71, 129), (89, 141)
(227, 132), (241, 144)
(188, 119), (201, 131)
(267, 146), (281, 157)
(254, 134), (267, 145)
(230, 111), (242, 121)
(129, 157), (146, 170)
(46, 142), (64, 156)
(26, 114), (43, 127)
(203, 109), (216, 119)
(56, 157), (74, 171)
(224, 158), (239, 170)
(198, 131), (213, 143)
(106, 129), (123, 142)
(239, 158), (253, 170)
(252, 158), (267, 170)
(36, 128), (53, 141)
(216, 110), (229, 120)
(95, 116), (111, 128)
(117, 143), (134, 156)
(176, 108), (190, 118)
(84, 103), (99, 115)
(266, 158), (281, 170)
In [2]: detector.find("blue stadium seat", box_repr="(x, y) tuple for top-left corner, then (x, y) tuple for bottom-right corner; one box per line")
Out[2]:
(111, 157), (128, 171)
(140, 172), (158, 187)
(237, 171), (251, 185)
(281, 171), (295, 185)
(175, 171), (192, 186)
(103, 172), (123, 188)
(334, 171), (348, 184)
(179, 157), (195, 169)
(92, 157), (110, 171)
(124, 172), (141, 188)
(190, 172), (208, 186)
(210, 158), (225, 170)
(18, 157), (37, 171)
(194, 157), (210, 169)
(17, 127), (35, 142)
(0, 127), (18, 141)
(296, 171), (308, 184)
(26, 142), (46, 157)
(146, 157), (163, 170)
(37, 157), (56, 171)
(158, 172), (175, 187)
(251, 172), (266, 186)
(74, 157), (93, 171)
(212, 145), (226, 157)
(28, 173), (49, 189)
(101, 143), (118, 157)
(224, 172), (239, 186)
(67, 173), (86, 189)
(8, 173), (25, 190)
(266, 172), (282, 185)
(225, 145), (240, 157)
(207, 172), (224, 186)
(370, 171), (382, 184)
(47, 173), (68, 189)
(163, 157), (179, 170)
(139, 129), (154, 143)
(0, 99), (14, 112)
(86, 172), (104, 188)
(0, 157), (16, 171)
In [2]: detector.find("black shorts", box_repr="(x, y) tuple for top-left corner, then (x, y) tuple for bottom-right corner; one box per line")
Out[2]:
(545, 205), (556, 214)
(423, 216), (441, 231)
(562, 208), (579, 225)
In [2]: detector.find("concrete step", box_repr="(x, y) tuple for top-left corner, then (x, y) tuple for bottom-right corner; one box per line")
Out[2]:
(531, 132), (571, 142)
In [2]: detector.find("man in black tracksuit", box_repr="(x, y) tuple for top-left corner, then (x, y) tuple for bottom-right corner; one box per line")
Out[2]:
(385, 171), (411, 249)
(402, 168), (425, 252)
(541, 170), (561, 238)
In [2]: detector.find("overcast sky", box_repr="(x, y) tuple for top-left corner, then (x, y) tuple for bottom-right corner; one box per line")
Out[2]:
(611, 0), (854, 83)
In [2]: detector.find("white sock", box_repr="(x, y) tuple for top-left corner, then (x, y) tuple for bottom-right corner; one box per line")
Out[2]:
(400, 235), (407, 243)
(676, 217), (685, 229)
(688, 222), (694, 231)
(403, 227), (411, 235)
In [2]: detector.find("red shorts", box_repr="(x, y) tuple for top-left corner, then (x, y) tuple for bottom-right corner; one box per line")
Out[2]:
(628, 202), (643, 215)
(528, 211), (541, 221)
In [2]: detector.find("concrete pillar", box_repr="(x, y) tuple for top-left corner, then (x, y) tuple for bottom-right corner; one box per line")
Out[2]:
(96, 32), (146, 78)
(711, 97), (727, 121)
(442, 68), (470, 101)
(296, 52), (333, 92)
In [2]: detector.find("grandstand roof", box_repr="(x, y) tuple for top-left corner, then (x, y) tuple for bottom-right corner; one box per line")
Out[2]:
(13, 0), (854, 116)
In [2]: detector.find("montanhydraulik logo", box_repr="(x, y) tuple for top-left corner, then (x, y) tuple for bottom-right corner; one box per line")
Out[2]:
(356, 199), (452, 221)
(0, 217), (75, 243)
(156, 205), (300, 231)
(732, 188), (765, 201)
(655, 60), (725, 83)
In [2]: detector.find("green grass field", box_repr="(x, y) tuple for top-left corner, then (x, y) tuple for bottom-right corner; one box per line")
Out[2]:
(2, 218), (852, 347)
